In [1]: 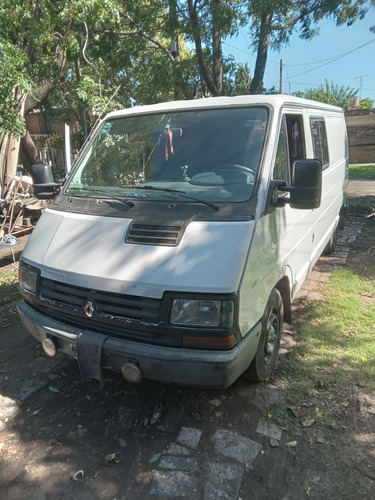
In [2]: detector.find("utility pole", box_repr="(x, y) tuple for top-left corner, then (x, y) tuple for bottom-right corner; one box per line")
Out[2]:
(279, 59), (283, 94)
(354, 74), (368, 100)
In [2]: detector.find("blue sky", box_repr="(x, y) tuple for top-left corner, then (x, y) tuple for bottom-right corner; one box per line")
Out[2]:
(223, 5), (375, 102)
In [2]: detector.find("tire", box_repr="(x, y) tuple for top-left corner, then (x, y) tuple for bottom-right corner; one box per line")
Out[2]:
(323, 224), (338, 255)
(244, 288), (284, 382)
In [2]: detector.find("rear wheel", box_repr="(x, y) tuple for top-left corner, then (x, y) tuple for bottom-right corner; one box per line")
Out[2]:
(244, 289), (284, 382)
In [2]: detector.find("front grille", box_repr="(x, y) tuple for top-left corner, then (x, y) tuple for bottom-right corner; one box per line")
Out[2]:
(39, 278), (162, 324)
(126, 223), (182, 246)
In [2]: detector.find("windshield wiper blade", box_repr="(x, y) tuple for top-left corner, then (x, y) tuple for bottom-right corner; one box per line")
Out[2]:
(68, 187), (109, 194)
(141, 185), (220, 211)
(67, 187), (134, 207)
(98, 196), (135, 207)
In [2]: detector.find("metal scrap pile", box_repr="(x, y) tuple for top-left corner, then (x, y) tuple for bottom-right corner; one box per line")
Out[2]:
(0, 175), (47, 242)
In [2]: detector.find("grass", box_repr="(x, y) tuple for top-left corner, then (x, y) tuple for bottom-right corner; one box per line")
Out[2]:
(0, 263), (20, 320)
(273, 218), (375, 422)
(349, 164), (375, 179)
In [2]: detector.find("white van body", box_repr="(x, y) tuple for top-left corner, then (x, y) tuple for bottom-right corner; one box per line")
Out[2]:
(18, 95), (348, 388)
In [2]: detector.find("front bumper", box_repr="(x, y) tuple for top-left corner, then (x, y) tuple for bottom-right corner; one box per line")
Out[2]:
(17, 300), (261, 389)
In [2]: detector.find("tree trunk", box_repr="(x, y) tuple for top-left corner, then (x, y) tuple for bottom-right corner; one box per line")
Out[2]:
(250, 12), (273, 95)
(187, 0), (220, 96)
(19, 129), (41, 172)
(211, 0), (223, 96)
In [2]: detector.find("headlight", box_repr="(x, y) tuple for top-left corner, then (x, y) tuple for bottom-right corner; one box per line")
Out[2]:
(170, 299), (234, 328)
(19, 262), (39, 295)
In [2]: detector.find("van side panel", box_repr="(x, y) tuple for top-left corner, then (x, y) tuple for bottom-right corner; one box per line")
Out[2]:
(239, 108), (348, 335)
(308, 113), (348, 262)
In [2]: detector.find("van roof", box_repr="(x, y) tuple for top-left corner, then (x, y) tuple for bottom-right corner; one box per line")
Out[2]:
(106, 94), (343, 120)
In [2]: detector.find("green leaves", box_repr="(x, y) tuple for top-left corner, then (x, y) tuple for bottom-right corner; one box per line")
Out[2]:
(296, 79), (358, 109)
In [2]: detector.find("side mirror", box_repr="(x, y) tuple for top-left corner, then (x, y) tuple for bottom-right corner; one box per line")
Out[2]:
(30, 164), (62, 200)
(278, 159), (322, 210)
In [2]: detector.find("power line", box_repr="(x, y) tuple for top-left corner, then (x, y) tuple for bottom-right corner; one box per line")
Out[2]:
(287, 38), (375, 78)
(223, 41), (280, 64)
(285, 38), (375, 67)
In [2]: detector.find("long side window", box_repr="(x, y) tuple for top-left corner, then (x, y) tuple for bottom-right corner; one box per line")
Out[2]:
(310, 118), (329, 169)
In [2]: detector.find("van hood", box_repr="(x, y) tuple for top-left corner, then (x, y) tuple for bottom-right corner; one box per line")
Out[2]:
(22, 209), (254, 298)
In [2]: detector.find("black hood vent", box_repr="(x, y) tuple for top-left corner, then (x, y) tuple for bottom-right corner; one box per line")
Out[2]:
(126, 223), (183, 246)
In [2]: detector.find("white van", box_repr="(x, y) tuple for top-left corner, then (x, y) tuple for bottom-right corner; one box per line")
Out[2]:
(17, 95), (348, 389)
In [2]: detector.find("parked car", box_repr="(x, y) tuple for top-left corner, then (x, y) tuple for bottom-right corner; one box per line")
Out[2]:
(18, 95), (348, 388)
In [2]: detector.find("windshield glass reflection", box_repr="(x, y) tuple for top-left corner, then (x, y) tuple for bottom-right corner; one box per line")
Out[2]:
(66, 107), (268, 203)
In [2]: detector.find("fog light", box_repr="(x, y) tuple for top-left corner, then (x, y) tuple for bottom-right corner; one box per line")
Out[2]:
(121, 361), (142, 384)
(42, 338), (57, 357)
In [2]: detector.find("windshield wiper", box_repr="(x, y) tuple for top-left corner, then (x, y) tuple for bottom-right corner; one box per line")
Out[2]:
(66, 187), (134, 207)
(68, 187), (109, 194)
(122, 184), (220, 211)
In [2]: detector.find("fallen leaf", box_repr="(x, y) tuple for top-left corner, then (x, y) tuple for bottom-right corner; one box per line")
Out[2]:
(49, 386), (59, 393)
(270, 437), (279, 447)
(209, 398), (222, 407)
(118, 438), (127, 448)
(340, 401), (350, 407)
(286, 440), (297, 448)
(30, 407), (44, 416)
(104, 452), (119, 462)
(86, 395), (92, 402)
(306, 487), (311, 497)
(289, 406), (304, 418)
(302, 419), (315, 427)
(150, 408), (162, 425)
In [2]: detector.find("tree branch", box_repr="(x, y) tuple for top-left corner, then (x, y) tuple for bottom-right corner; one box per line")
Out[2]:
(122, 12), (176, 62)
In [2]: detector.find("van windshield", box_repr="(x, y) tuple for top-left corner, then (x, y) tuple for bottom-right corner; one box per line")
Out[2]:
(66, 106), (268, 203)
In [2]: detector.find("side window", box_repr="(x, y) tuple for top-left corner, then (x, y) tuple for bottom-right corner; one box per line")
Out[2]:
(310, 118), (329, 169)
(286, 115), (305, 166)
(273, 117), (289, 181)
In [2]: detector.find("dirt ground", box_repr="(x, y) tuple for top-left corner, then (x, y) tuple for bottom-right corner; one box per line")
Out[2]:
(0, 216), (374, 500)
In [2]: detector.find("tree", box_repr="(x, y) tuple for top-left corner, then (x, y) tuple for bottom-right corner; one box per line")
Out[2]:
(293, 79), (358, 109)
(360, 97), (374, 109)
(246, 0), (373, 94)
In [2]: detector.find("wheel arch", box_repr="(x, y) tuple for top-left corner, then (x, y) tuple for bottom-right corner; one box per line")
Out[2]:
(275, 276), (292, 324)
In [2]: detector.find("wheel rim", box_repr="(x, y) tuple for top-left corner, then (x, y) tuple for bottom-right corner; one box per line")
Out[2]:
(264, 310), (280, 365)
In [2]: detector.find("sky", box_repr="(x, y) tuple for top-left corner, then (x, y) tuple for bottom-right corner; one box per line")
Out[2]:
(223, 5), (375, 102)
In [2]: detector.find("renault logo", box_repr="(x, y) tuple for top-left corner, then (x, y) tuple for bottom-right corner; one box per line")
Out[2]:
(83, 301), (95, 318)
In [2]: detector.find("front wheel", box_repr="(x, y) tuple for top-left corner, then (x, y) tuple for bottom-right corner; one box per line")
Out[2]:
(244, 289), (284, 382)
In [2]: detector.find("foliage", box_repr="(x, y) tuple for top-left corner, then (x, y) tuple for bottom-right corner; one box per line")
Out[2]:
(360, 97), (374, 109)
(0, 40), (32, 135)
(293, 79), (358, 109)
(349, 164), (375, 179)
(0, 264), (20, 319)
(0, 0), (374, 137)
